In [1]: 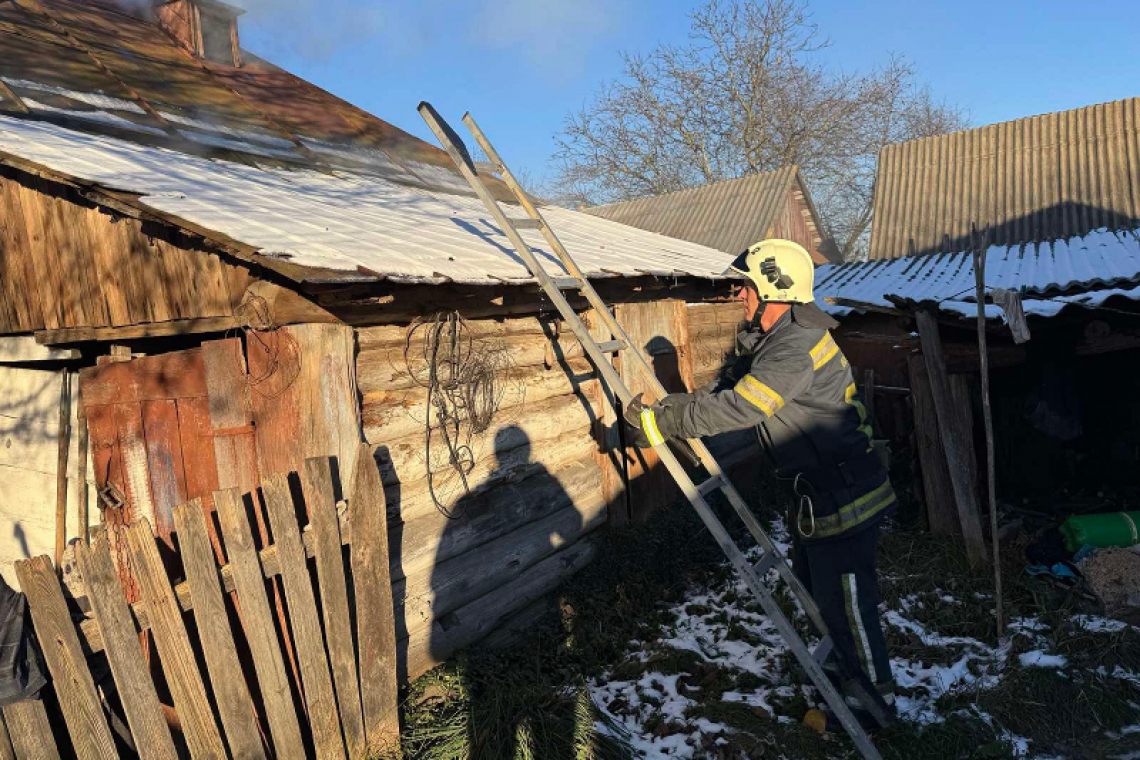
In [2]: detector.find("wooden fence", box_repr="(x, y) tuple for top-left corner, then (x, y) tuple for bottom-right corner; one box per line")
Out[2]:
(0, 449), (399, 759)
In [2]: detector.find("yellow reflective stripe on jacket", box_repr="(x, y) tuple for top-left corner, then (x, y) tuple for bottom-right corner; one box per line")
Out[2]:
(734, 374), (785, 416)
(812, 479), (897, 539)
(810, 332), (840, 370)
(845, 383), (874, 443)
(641, 408), (665, 446)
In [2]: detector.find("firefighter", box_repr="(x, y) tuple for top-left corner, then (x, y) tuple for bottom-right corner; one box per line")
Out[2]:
(625, 238), (897, 724)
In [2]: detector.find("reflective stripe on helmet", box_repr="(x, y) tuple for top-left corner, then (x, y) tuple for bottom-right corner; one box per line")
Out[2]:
(734, 374), (785, 416)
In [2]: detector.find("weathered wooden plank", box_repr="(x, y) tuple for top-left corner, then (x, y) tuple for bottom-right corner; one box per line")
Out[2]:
(125, 520), (227, 760)
(74, 537), (177, 760)
(914, 310), (987, 564)
(1, 700), (60, 760)
(114, 404), (157, 546)
(360, 358), (595, 442)
(80, 352), (208, 407)
(356, 314), (560, 351)
(140, 399), (187, 548)
(368, 388), (600, 477)
(349, 444), (400, 751)
(389, 450), (602, 582)
(213, 488), (305, 759)
(910, 352), (962, 536)
(14, 555), (117, 760)
(302, 458), (365, 756)
(357, 332), (583, 394)
(14, 179), (65, 331)
(175, 398), (225, 561)
(261, 474), (346, 760)
(0, 709), (13, 760)
(172, 501), (265, 760)
(395, 493), (607, 642)
(0, 176), (43, 331)
(402, 539), (597, 682)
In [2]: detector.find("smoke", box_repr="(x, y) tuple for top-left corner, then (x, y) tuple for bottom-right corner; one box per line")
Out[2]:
(228, 0), (626, 77)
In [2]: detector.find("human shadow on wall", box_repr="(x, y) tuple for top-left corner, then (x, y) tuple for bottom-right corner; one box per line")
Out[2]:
(429, 425), (583, 759)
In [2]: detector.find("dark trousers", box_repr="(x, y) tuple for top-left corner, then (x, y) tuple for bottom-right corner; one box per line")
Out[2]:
(790, 522), (893, 688)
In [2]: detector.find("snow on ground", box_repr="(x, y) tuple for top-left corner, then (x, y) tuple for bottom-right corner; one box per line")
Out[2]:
(587, 519), (1140, 759)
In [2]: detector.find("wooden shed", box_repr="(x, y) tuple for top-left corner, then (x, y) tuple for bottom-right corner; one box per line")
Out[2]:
(0, 0), (756, 706)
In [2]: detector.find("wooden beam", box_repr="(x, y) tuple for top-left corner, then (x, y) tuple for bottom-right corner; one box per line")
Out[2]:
(36, 317), (240, 345)
(0, 336), (79, 362)
(914, 309), (987, 565)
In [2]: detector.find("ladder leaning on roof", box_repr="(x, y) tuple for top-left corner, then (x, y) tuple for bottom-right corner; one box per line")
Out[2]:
(417, 101), (888, 760)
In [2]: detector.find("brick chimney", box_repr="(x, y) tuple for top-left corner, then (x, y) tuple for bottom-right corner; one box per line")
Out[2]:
(155, 0), (244, 67)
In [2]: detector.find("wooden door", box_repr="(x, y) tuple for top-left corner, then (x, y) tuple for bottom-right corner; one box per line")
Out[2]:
(614, 300), (694, 521)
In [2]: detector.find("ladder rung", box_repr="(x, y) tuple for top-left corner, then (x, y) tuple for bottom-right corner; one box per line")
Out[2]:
(552, 276), (582, 290)
(474, 161), (501, 175)
(508, 217), (542, 230)
(697, 475), (724, 497)
(596, 339), (626, 354)
(752, 550), (779, 576)
(812, 636), (834, 665)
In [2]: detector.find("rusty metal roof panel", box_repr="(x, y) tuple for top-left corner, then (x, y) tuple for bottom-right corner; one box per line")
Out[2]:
(583, 167), (799, 257)
(869, 97), (1140, 260)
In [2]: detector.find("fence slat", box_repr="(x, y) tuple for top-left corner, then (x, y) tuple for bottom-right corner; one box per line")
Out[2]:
(261, 474), (347, 760)
(172, 501), (266, 759)
(14, 556), (116, 760)
(0, 708), (15, 760)
(74, 537), (177, 759)
(302, 457), (365, 757)
(213, 488), (305, 759)
(350, 444), (400, 750)
(126, 521), (227, 759)
(1, 701), (60, 760)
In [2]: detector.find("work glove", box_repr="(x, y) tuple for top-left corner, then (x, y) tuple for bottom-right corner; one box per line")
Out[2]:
(623, 392), (688, 448)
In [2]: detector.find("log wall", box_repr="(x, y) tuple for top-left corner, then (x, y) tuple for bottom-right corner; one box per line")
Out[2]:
(356, 313), (611, 680)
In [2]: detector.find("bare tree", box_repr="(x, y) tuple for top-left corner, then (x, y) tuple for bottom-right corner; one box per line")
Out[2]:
(554, 0), (968, 260)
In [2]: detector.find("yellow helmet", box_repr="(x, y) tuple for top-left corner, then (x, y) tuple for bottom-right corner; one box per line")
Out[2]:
(723, 238), (815, 303)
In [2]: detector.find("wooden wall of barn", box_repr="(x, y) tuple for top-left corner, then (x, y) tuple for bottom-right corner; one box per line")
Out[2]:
(355, 313), (607, 681)
(0, 168), (253, 335)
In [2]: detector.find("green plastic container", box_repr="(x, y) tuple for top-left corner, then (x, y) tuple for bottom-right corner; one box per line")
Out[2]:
(1059, 512), (1140, 553)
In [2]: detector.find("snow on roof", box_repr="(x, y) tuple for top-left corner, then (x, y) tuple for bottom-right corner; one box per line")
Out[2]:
(0, 115), (735, 285)
(816, 227), (1140, 320)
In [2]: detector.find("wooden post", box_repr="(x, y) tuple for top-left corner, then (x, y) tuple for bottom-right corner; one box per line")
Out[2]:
(973, 241), (1005, 635)
(54, 371), (71, 565)
(77, 380), (89, 544)
(914, 309), (988, 565)
(908, 355), (959, 535)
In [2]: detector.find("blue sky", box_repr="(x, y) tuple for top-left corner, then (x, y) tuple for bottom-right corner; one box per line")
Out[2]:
(236, 0), (1139, 184)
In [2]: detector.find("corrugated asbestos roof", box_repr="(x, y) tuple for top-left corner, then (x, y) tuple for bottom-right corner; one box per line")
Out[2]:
(869, 97), (1140, 260)
(0, 0), (512, 200)
(817, 227), (1140, 320)
(0, 115), (736, 284)
(583, 167), (833, 263)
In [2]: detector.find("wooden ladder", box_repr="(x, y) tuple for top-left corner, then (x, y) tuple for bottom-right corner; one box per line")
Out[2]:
(418, 102), (887, 760)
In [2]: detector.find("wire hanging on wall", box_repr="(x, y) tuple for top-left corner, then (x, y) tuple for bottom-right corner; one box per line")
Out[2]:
(404, 311), (513, 518)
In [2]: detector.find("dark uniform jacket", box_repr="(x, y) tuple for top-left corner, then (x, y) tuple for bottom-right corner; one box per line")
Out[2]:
(674, 302), (895, 541)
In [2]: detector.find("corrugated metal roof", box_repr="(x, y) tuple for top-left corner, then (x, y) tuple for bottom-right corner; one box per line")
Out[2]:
(0, 115), (737, 285)
(583, 167), (832, 262)
(870, 97), (1140, 260)
(817, 227), (1140, 320)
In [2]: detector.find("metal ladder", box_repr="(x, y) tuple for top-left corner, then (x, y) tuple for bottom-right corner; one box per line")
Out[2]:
(418, 102), (885, 760)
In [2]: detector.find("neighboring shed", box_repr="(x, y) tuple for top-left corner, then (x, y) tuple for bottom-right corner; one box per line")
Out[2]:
(0, 0), (755, 703)
(869, 97), (1140, 260)
(583, 166), (841, 264)
(815, 226), (1140, 538)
